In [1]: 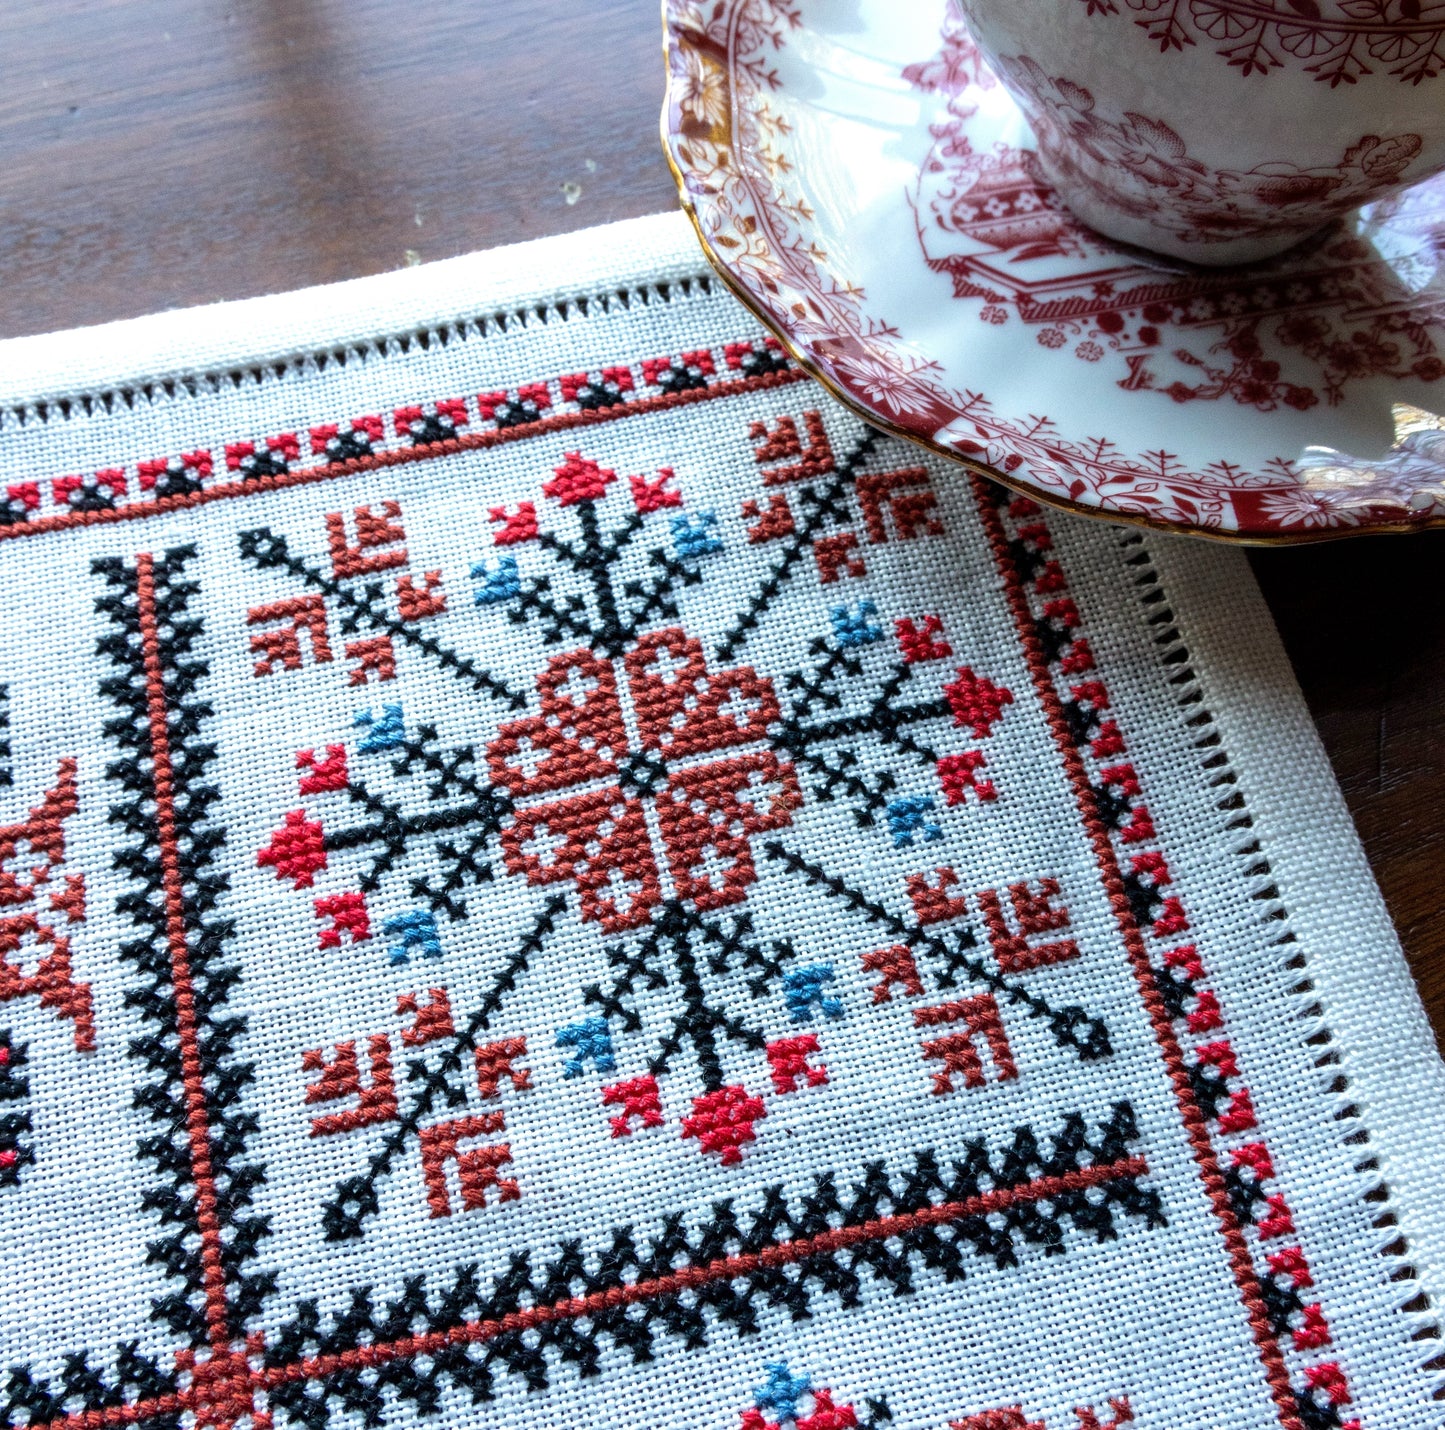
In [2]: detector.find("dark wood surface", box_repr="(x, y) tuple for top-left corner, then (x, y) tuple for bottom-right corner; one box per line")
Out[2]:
(1, 0), (1440, 1039)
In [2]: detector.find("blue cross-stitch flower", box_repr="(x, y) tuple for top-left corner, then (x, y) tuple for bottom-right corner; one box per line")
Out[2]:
(670, 510), (723, 562)
(830, 600), (882, 648)
(471, 554), (520, 604)
(556, 1015), (615, 1078)
(886, 795), (942, 848)
(384, 909), (442, 964)
(782, 964), (844, 1023)
(355, 703), (406, 754)
(754, 1363), (811, 1422)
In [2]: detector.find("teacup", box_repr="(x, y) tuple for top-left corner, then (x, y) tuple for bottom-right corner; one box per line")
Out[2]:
(953, 0), (1445, 265)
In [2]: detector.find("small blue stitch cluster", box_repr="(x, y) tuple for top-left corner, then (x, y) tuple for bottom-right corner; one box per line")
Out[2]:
(355, 703), (406, 753)
(754, 1363), (811, 1421)
(556, 1015), (615, 1077)
(886, 795), (942, 848)
(472, 554), (521, 604)
(670, 511), (723, 561)
(782, 964), (844, 1023)
(829, 600), (882, 648)
(384, 909), (442, 965)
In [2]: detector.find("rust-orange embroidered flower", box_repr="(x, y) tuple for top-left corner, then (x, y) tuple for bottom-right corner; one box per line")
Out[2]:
(488, 627), (802, 930)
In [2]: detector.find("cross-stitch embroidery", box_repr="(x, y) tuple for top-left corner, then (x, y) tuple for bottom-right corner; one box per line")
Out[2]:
(0, 255), (1422, 1430)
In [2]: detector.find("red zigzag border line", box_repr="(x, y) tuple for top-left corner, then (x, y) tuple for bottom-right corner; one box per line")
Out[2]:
(977, 479), (1356, 1430)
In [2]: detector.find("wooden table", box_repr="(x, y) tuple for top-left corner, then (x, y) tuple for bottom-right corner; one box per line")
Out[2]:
(4, 0), (1441, 1033)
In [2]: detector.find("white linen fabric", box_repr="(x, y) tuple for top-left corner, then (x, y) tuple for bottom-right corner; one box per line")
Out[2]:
(0, 211), (1438, 1430)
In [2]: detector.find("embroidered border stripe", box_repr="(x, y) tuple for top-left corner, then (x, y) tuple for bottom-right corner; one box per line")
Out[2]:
(0, 361), (807, 542)
(134, 552), (236, 1359)
(259, 1155), (1148, 1387)
(21, 1129), (1157, 1430)
(974, 479), (1340, 1430)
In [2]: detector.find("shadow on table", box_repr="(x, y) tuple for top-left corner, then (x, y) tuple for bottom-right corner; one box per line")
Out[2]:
(1249, 531), (1445, 1039)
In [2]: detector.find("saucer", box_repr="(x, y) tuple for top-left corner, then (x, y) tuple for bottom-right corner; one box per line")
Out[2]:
(661, 0), (1445, 543)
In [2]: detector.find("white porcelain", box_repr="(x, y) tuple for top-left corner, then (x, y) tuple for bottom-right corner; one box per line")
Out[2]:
(663, 0), (1445, 542)
(955, 0), (1445, 264)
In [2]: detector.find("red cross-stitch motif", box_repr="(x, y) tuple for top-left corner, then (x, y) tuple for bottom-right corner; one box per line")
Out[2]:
(0, 758), (94, 1052)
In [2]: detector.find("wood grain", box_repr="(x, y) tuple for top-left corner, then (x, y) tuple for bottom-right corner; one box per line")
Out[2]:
(0, 0), (676, 335)
(0, 0), (1438, 1040)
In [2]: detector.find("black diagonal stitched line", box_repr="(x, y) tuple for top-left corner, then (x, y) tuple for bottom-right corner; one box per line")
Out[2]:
(583, 938), (663, 1032)
(582, 905), (785, 1086)
(666, 904), (794, 1000)
(387, 727), (493, 803)
(510, 575), (594, 643)
(763, 842), (1112, 1061)
(320, 895), (566, 1241)
(785, 641), (864, 718)
(0, 683), (11, 789)
(784, 652), (945, 761)
(535, 507), (629, 649)
(714, 426), (883, 663)
(237, 528), (526, 709)
(534, 530), (587, 569)
(619, 552), (704, 643)
(866, 661), (926, 736)
(600, 510), (646, 564)
(781, 747), (894, 816)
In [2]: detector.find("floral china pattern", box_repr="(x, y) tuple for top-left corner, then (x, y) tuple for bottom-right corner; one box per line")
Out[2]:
(913, 21), (1440, 409)
(994, 52), (1423, 251)
(663, 0), (1445, 537)
(1076, 0), (1445, 86)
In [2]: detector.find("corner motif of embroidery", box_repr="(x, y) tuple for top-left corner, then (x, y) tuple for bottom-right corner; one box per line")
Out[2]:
(915, 994), (1018, 1093)
(297, 981), (532, 1217)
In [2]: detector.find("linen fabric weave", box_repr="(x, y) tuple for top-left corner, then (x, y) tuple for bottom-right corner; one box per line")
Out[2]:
(0, 212), (1438, 1430)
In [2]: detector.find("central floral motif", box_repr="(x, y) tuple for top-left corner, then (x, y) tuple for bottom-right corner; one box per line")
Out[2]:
(487, 627), (802, 931)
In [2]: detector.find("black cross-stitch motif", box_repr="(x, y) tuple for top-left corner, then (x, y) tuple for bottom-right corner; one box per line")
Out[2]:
(314, 721), (512, 920)
(0, 1031), (30, 1188)
(0, 685), (12, 789)
(583, 902), (798, 1087)
(266, 1103), (1161, 1427)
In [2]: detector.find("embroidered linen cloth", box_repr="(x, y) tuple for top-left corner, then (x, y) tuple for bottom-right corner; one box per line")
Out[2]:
(0, 211), (1440, 1430)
